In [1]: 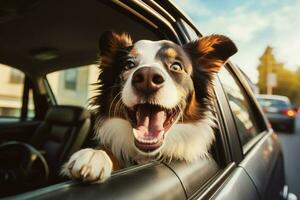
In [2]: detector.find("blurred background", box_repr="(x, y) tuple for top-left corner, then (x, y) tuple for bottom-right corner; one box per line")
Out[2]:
(174, 0), (300, 196)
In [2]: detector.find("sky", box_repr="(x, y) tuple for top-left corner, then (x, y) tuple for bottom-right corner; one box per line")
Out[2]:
(173, 0), (300, 83)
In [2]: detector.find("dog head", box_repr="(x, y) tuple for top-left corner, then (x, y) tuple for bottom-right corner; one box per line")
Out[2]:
(92, 31), (237, 156)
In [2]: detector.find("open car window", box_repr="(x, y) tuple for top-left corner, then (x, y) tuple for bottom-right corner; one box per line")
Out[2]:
(41, 16), (229, 200)
(46, 65), (98, 107)
(0, 64), (35, 120)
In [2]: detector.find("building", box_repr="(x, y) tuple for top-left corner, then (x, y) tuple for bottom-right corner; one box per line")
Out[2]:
(0, 63), (99, 117)
(47, 64), (99, 107)
(0, 64), (25, 117)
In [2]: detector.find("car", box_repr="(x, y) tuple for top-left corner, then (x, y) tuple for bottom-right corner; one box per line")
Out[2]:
(0, 0), (297, 199)
(293, 106), (300, 114)
(257, 95), (296, 133)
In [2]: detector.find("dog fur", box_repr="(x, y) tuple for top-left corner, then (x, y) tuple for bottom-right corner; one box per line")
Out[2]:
(61, 31), (237, 183)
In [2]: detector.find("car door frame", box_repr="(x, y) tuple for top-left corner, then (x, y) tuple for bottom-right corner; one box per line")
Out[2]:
(166, 2), (283, 199)
(223, 63), (286, 199)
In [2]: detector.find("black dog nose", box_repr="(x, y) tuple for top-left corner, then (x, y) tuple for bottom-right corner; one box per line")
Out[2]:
(132, 67), (165, 94)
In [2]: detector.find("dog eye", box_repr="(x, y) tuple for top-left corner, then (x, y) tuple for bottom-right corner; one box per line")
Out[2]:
(170, 62), (183, 72)
(125, 60), (136, 70)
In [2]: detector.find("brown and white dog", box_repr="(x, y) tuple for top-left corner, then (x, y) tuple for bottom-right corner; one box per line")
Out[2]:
(62, 31), (237, 182)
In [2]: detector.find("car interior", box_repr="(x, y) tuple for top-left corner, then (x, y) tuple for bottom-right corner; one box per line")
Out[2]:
(0, 0), (228, 198)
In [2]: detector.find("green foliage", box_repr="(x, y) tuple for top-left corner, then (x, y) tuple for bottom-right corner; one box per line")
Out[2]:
(257, 47), (300, 105)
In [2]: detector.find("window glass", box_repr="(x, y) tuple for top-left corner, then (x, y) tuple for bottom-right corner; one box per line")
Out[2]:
(47, 65), (99, 107)
(218, 67), (260, 146)
(0, 64), (34, 118)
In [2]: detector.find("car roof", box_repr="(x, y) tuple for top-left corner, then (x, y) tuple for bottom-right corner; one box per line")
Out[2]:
(0, 1), (161, 76)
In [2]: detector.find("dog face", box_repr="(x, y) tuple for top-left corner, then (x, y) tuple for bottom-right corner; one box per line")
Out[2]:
(92, 31), (237, 156)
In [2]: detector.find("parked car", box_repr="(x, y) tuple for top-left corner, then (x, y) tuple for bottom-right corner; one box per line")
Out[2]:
(257, 95), (296, 133)
(0, 0), (296, 199)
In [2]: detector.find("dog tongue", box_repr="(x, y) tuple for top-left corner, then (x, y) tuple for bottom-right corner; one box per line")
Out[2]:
(135, 105), (166, 139)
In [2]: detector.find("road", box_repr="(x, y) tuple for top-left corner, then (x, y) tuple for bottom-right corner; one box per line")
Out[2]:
(278, 114), (300, 197)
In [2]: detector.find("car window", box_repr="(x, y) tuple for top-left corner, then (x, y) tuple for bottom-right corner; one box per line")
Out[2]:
(47, 64), (98, 107)
(218, 67), (261, 146)
(0, 64), (35, 119)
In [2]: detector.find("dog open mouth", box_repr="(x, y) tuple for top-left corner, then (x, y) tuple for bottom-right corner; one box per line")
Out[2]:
(128, 103), (180, 153)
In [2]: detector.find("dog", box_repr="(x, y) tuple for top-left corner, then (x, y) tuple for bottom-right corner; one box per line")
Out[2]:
(62, 31), (237, 182)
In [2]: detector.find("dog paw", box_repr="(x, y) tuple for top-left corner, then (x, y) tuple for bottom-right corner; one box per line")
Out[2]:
(61, 148), (113, 183)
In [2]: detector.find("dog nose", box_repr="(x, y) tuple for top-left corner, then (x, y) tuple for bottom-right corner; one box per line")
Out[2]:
(132, 67), (165, 94)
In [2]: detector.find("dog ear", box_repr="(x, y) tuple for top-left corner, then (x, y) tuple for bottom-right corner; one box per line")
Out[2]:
(99, 31), (132, 55)
(184, 34), (237, 73)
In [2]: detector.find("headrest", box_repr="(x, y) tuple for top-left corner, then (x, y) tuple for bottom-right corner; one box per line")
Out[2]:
(45, 105), (90, 125)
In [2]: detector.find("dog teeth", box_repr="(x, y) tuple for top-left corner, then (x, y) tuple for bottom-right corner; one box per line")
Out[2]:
(137, 137), (158, 144)
(133, 129), (164, 144)
(133, 128), (139, 139)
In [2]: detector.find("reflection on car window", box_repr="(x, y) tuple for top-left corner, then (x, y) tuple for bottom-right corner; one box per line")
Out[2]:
(47, 65), (99, 107)
(219, 67), (260, 146)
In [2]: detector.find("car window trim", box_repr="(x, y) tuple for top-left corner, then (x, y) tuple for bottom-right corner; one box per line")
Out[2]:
(153, 0), (201, 37)
(213, 87), (233, 165)
(20, 76), (30, 121)
(43, 77), (57, 105)
(144, 1), (176, 23)
(10, 162), (163, 199)
(110, 0), (181, 44)
(112, 0), (158, 29)
(215, 73), (244, 162)
(174, 20), (190, 44)
(189, 162), (236, 200)
(31, 78), (43, 120)
(242, 130), (268, 154)
(177, 19), (192, 41)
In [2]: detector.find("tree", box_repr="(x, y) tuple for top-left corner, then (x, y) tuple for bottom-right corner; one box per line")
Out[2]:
(257, 46), (300, 105)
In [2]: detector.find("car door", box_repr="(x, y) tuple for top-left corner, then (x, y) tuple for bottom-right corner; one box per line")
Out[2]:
(217, 64), (285, 200)
(0, 64), (43, 143)
(170, 17), (260, 199)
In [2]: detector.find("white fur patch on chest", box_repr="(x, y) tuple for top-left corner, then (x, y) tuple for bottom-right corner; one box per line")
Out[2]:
(162, 113), (216, 162)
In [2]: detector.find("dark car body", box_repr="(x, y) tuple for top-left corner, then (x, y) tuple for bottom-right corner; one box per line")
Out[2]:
(0, 0), (296, 199)
(257, 95), (296, 133)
